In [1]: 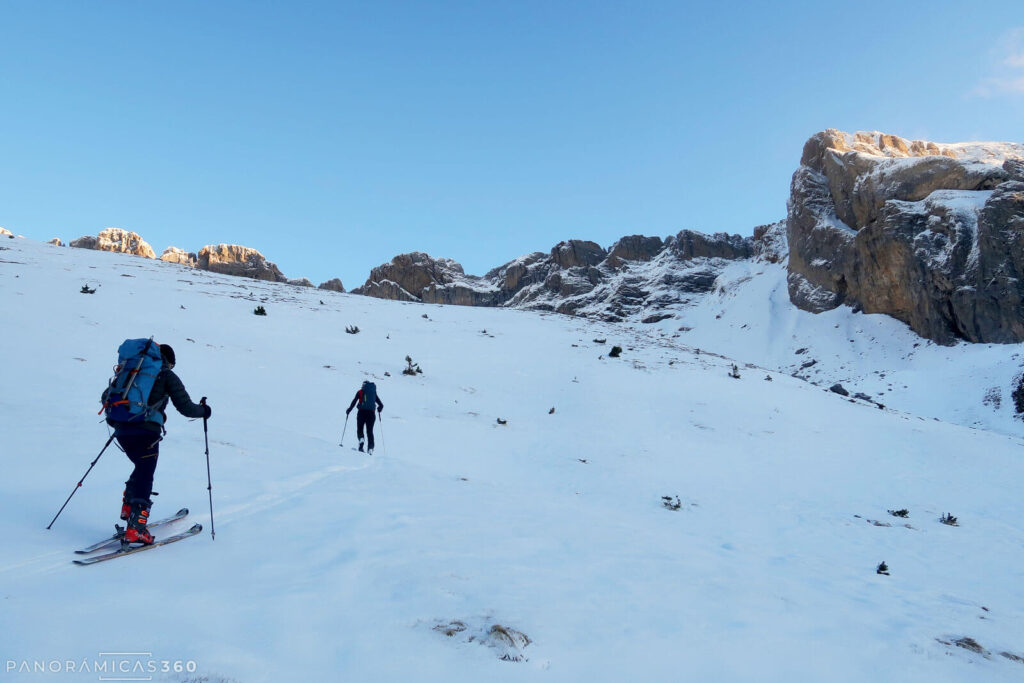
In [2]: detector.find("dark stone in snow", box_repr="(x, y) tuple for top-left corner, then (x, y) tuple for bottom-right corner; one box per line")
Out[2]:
(830, 383), (850, 396)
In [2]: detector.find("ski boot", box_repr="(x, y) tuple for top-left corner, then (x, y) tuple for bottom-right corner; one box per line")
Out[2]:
(123, 499), (155, 545)
(120, 488), (131, 521)
(358, 439), (365, 452)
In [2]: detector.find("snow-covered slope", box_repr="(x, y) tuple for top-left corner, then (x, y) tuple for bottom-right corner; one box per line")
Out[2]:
(2, 238), (1023, 682)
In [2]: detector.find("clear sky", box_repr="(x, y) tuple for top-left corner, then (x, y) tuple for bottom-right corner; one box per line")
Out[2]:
(1, 1), (1022, 288)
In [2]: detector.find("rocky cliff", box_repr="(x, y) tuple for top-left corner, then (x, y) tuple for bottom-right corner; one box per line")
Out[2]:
(195, 244), (288, 282)
(69, 231), (325, 286)
(352, 226), (783, 322)
(70, 228), (156, 258)
(787, 129), (1024, 344)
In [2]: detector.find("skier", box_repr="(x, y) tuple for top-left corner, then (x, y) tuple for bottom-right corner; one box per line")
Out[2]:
(102, 343), (211, 544)
(346, 380), (383, 453)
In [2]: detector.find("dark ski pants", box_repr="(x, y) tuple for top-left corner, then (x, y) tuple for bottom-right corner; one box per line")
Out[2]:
(115, 431), (161, 501)
(356, 408), (377, 450)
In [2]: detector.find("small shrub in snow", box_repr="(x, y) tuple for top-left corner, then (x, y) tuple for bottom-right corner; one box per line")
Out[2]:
(432, 619), (530, 662)
(661, 495), (682, 511)
(1013, 374), (1024, 417)
(80, 284), (96, 294)
(876, 561), (889, 575)
(548, 407), (555, 414)
(345, 325), (360, 334)
(253, 305), (267, 316)
(488, 624), (531, 662)
(593, 338), (606, 344)
(888, 508), (909, 518)
(982, 386), (1002, 409)
(609, 345), (622, 357)
(729, 364), (740, 379)
(953, 637), (987, 655)
(940, 512), (959, 526)
(433, 620), (468, 637)
(402, 355), (423, 375)
(496, 417), (507, 425)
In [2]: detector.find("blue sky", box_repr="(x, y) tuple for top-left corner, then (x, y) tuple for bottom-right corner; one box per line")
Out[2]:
(1, 1), (1022, 288)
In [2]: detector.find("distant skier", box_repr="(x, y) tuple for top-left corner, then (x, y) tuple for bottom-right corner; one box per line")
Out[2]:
(101, 343), (211, 544)
(346, 380), (383, 453)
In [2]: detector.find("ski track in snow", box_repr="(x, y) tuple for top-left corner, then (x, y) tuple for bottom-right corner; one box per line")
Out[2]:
(1, 238), (1023, 682)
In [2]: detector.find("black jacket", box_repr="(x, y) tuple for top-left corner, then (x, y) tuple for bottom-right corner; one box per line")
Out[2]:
(104, 363), (208, 433)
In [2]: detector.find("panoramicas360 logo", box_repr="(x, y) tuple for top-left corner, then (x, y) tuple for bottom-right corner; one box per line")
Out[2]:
(5, 652), (197, 680)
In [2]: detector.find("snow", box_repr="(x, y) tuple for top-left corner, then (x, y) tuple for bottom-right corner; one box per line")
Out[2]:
(2, 238), (1024, 682)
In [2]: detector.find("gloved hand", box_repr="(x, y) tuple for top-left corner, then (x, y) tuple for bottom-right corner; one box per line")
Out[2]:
(377, 407), (383, 414)
(345, 408), (351, 416)
(204, 404), (212, 419)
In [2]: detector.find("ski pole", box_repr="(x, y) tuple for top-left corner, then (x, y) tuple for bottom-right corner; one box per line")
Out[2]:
(47, 434), (116, 529)
(339, 412), (349, 447)
(201, 397), (215, 541)
(377, 409), (384, 455)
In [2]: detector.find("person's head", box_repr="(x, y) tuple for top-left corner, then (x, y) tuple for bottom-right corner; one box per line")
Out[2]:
(159, 344), (176, 369)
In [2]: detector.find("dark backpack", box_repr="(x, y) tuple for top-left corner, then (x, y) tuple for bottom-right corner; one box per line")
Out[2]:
(359, 382), (377, 411)
(102, 338), (165, 426)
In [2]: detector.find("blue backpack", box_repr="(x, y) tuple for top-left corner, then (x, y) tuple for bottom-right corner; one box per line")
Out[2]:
(102, 338), (165, 426)
(359, 381), (377, 411)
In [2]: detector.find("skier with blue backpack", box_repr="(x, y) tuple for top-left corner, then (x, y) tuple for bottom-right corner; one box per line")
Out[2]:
(346, 380), (383, 453)
(100, 339), (211, 544)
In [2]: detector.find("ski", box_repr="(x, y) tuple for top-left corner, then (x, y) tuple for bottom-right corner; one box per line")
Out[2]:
(75, 507), (190, 554)
(73, 523), (203, 565)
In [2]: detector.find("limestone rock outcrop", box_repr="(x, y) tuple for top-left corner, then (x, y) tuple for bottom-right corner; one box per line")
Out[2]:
(160, 247), (197, 267)
(787, 129), (1024, 343)
(69, 228), (157, 258)
(69, 235), (98, 249)
(318, 278), (345, 292)
(196, 244), (287, 282)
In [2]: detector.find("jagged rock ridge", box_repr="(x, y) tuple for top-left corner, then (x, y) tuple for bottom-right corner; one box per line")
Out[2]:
(353, 225), (784, 322)
(787, 129), (1024, 344)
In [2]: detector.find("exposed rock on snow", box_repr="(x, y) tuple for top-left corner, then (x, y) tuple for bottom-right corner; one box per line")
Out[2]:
(68, 235), (98, 250)
(318, 278), (345, 292)
(787, 129), (1024, 344)
(196, 244), (288, 282)
(160, 246), (198, 267)
(0, 227), (13, 237)
(752, 221), (788, 264)
(47, 238), (62, 246)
